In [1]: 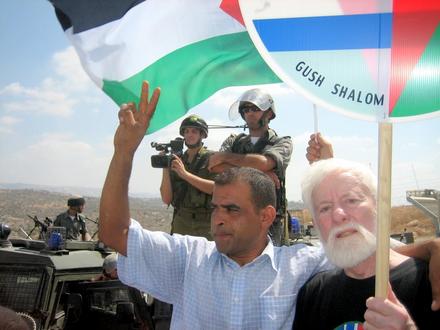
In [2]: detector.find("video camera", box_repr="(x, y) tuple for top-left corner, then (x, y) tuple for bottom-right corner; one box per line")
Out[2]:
(150, 138), (184, 168)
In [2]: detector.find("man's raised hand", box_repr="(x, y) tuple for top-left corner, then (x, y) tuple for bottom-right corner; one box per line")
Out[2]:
(305, 133), (334, 164)
(115, 81), (160, 155)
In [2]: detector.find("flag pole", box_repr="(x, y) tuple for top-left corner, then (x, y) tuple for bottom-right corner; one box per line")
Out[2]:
(375, 121), (393, 298)
(313, 104), (318, 142)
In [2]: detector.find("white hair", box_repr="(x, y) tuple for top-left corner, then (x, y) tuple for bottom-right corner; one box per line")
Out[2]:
(103, 253), (118, 273)
(301, 158), (377, 219)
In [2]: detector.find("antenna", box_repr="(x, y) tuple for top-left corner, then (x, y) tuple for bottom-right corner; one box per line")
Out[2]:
(411, 163), (420, 189)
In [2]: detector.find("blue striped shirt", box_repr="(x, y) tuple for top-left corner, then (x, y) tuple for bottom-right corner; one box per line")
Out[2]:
(119, 220), (331, 329)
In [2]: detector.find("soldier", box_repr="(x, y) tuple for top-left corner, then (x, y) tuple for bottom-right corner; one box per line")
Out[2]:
(160, 115), (215, 239)
(158, 115), (215, 328)
(208, 89), (293, 245)
(54, 197), (91, 241)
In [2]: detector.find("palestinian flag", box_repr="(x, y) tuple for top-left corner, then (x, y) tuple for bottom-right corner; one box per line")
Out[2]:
(49, 0), (280, 133)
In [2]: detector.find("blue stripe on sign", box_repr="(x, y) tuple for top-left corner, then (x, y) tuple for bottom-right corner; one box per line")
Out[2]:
(253, 13), (392, 51)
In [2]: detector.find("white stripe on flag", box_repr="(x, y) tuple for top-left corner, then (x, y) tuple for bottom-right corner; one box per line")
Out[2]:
(67, 0), (245, 83)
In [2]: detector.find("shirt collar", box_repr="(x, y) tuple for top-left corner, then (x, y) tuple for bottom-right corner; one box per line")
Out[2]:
(217, 237), (277, 271)
(259, 237), (277, 271)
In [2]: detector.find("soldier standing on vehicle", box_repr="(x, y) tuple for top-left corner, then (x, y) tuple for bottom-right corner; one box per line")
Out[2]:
(160, 115), (215, 240)
(208, 89), (293, 245)
(54, 197), (91, 241)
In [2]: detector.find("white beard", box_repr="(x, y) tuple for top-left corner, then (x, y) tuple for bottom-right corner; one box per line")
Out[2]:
(320, 222), (377, 268)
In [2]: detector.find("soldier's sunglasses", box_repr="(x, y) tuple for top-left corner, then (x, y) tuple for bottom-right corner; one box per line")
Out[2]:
(239, 105), (261, 114)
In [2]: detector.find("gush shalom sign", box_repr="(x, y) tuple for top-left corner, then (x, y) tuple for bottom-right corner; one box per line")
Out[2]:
(239, 0), (440, 122)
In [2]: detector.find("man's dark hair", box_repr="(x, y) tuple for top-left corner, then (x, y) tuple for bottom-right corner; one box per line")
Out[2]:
(214, 167), (276, 210)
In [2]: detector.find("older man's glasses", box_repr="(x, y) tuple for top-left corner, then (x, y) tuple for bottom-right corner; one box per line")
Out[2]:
(239, 105), (261, 114)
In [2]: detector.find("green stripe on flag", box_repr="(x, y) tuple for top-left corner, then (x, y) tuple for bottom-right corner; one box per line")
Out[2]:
(391, 24), (440, 118)
(103, 31), (280, 133)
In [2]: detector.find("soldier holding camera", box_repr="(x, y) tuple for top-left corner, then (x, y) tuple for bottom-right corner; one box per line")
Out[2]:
(159, 115), (215, 240)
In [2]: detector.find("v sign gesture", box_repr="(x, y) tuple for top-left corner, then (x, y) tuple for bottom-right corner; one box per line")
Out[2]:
(100, 81), (160, 255)
(115, 81), (161, 157)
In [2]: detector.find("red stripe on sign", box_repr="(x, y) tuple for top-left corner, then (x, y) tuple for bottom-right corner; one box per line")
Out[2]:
(338, 0), (383, 15)
(390, 0), (440, 113)
(220, 0), (244, 26)
(338, 0), (390, 87)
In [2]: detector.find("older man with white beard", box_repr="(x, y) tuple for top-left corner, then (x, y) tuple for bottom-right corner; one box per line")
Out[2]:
(292, 158), (440, 330)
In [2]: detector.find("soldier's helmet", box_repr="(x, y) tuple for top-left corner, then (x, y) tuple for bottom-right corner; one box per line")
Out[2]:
(179, 115), (208, 138)
(229, 88), (276, 121)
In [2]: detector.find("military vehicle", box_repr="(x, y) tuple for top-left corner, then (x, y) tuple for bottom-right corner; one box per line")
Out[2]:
(0, 222), (155, 330)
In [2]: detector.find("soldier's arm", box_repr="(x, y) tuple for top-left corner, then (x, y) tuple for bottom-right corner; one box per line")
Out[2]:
(171, 155), (214, 194)
(82, 231), (91, 241)
(79, 219), (91, 241)
(262, 136), (293, 171)
(208, 152), (276, 172)
(208, 135), (237, 172)
(209, 163), (235, 174)
(160, 168), (173, 205)
(53, 216), (61, 226)
(179, 171), (214, 194)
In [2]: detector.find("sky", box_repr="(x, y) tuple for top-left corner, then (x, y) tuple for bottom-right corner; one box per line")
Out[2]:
(0, 0), (439, 205)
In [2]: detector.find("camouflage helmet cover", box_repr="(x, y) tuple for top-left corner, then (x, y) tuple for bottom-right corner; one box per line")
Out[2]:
(179, 115), (208, 138)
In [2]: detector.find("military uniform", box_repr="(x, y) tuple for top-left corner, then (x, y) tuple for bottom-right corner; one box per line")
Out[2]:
(53, 212), (88, 240)
(170, 146), (215, 240)
(220, 128), (293, 245)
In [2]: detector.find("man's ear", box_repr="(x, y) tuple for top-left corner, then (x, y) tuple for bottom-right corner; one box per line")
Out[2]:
(261, 205), (276, 229)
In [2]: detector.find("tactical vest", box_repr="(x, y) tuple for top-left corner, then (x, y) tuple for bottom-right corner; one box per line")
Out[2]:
(230, 130), (287, 217)
(170, 147), (214, 211)
(231, 130), (285, 179)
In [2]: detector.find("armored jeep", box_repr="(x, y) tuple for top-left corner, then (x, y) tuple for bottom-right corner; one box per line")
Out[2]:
(0, 223), (155, 329)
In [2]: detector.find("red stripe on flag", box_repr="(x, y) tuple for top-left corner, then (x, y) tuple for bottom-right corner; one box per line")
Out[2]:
(220, 0), (244, 26)
(390, 0), (440, 113)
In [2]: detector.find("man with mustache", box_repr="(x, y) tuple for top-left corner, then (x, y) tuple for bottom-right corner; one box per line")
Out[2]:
(293, 158), (440, 329)
(208, 89), (293, 246)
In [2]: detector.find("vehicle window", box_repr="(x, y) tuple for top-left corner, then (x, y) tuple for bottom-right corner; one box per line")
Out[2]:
(0, 266), (46, 312)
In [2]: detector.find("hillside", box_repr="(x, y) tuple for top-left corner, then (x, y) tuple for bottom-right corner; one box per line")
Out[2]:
(289, 206), (436, 242)
(0, 189), (172, 239)
(0, 189), (436, 241)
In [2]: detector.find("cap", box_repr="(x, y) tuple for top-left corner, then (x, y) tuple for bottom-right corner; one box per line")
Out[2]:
(228, 88), (276, 121)
(103, 253), (118, 274)
(67, 197), (85, 207)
